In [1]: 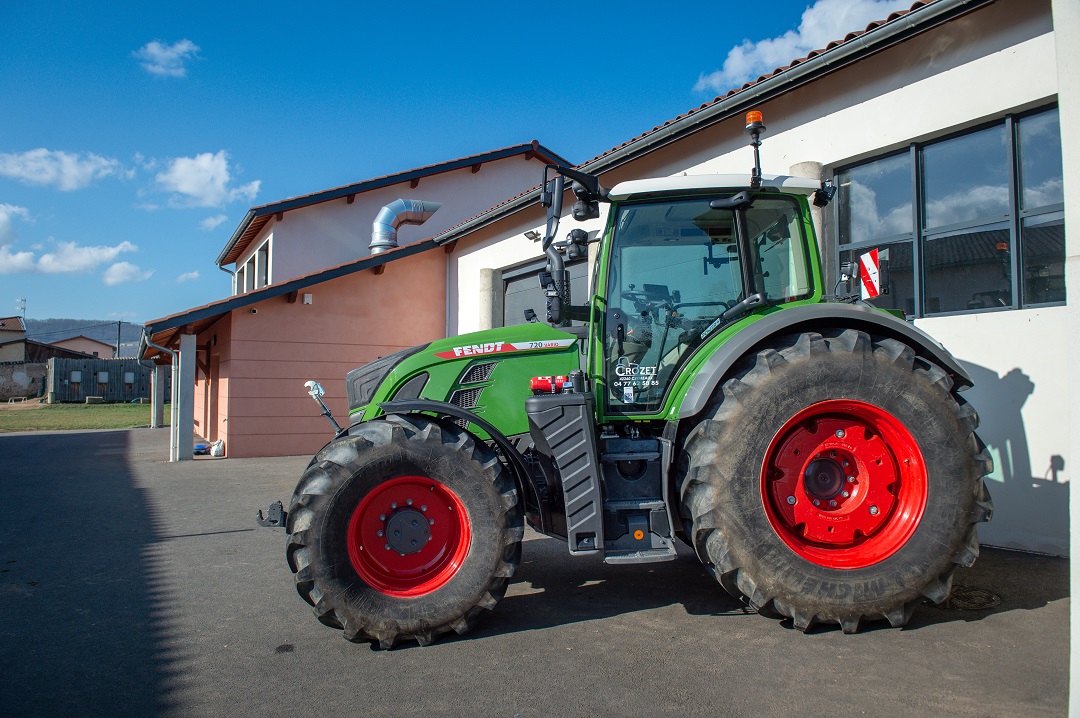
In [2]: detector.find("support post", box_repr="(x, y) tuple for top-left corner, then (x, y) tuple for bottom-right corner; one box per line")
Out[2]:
(477, 268), (503, 330)
(150, 364), (166, 428)
(174, 333), (196, 461)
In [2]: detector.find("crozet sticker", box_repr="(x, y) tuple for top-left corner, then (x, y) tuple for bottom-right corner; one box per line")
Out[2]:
(612, 356), (659, 403)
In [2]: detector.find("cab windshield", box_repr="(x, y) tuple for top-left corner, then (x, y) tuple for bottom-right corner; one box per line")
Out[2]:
(601, 194), (811, 414)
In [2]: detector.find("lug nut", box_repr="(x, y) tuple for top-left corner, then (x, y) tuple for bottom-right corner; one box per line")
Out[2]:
(829, 500), (837, 507)
(830, 451), (838, 458)
(420, 505), (427, 512)
(842, 460), (849, 468)
(384, 544), (391, 551)
(429, 518), (435, 525)
(835, 429), (846, 439)
(406, 499), (413, 506)
(813, 499), (821, 507)
(869, 505), (879, 516)
(377, 530), (384, 537)
(841, 491), (850, 498)
(379, 514), (386, 521)
(847, 476), (855, 483)
(786, 496), (796, 505)
(390, 503), (397, 509)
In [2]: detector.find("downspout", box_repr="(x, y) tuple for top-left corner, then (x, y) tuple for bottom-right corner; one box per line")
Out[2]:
(219, 264), (236, 294)
(143, 330), (180, 463)
(370, 199), (442, 254)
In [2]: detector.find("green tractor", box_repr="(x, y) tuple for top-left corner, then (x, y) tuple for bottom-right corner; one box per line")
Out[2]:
(271, 112), (992, 648)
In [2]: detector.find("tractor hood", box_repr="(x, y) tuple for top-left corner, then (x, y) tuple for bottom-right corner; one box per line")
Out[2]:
(346, 323), (582, 436)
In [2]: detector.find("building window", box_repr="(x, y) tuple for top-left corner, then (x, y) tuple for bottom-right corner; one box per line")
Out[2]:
(244, 257), (255, 293)
(256, 240), (270, 289)
(836, 106), (1064, 317)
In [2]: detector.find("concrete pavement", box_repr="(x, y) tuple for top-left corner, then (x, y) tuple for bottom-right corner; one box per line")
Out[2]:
(0, 428), (1068, 717)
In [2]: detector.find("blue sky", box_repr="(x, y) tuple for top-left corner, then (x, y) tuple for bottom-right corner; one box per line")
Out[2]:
(0, 0), (910, 325)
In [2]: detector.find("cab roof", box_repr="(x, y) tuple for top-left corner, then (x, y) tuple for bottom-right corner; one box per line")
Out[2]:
(608, 174), (821, 201)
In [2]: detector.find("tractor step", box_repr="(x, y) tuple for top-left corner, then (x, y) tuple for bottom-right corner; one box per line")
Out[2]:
(526, 391), (605, 556)
(604, 499), (665, 511)
(604, 547), (677, 564)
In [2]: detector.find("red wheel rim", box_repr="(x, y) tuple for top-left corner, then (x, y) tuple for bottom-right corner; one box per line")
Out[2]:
(347, 476), (471, 597)
(760, 400), (927, 569)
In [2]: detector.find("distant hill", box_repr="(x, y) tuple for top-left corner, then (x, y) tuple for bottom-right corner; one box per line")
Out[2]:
(25, 319), (145, 358)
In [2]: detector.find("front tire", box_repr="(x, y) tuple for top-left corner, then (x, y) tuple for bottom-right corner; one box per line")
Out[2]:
(286, 415), (523, 648)
(679, 330), (993, 632)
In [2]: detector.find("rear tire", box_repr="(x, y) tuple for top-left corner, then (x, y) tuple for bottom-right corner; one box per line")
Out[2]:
(678, 329), (993, 632)
(286, 414), (523, 648)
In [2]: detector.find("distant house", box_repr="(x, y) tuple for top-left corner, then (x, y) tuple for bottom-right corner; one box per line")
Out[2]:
(142, 142), (569, 458)
(0, 316), (26, 362)
(49, 335), (116, 358)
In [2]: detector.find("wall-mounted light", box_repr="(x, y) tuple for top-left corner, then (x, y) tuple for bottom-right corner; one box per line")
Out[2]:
(303, 293), (312, 305)
(524, 230), (541, 241)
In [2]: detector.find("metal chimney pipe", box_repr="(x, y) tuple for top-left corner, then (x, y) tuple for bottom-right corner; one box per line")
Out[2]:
(370, 199), (442, 254)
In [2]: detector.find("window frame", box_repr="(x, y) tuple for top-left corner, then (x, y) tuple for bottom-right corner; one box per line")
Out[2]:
(832, 104), (1064, 319)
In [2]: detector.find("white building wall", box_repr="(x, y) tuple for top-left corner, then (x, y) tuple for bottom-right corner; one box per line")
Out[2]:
(451, 1), (1068, 554)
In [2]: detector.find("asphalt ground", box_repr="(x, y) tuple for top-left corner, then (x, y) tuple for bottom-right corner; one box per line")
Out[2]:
(0, 428), (1068, 717)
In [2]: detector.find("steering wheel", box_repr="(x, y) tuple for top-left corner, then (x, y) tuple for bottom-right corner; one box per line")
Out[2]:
(620, 291), (652, 305)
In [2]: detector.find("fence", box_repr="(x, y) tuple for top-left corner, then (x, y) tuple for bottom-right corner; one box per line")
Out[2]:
(47, 357), (169, 403)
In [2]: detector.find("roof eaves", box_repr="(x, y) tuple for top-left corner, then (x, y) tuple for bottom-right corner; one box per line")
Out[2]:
(215, 142), (573, 267)
(431, 1), (988, 248)
(578, 0), (988, 173)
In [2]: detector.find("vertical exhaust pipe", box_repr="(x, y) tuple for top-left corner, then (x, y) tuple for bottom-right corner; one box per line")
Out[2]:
(370, 199), (442, 254)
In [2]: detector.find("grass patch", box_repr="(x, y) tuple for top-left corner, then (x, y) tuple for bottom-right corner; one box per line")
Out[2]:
(0, 402), (170, 432)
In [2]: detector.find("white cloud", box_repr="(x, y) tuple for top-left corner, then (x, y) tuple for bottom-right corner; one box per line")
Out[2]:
(155, 151), (260, 208)
(103, 261), (153, 285)
(134, 39), (200, 78)
(1, 238), (138, 275)
(0, 244), (36, 274)
(200, 214), (229, 231)
(37, 240), (137, 273)
(176, 270), (200, 283)
(0, 203), (31, 243)
(694, 0), (911, 93)
(0, 149), (120, 190)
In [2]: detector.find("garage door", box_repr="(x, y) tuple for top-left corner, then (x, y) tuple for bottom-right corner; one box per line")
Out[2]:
(503, 260), (589, 326)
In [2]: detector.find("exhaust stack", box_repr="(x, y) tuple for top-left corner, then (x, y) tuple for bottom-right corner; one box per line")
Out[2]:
(369, 199), (442, 254)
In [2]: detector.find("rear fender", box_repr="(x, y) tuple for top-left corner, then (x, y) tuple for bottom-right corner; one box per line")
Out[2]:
(679, 303), (973, 419)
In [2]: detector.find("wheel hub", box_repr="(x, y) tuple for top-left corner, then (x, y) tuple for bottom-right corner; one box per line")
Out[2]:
(761, 399), (928, 569)
(346, 475), (471, 597)
(803, 457), (846, 501)
(385, 508), (432, 555)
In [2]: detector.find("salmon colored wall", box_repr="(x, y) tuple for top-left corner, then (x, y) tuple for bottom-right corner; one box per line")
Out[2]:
(193, 313), (232, 444)
(201, 249), (446, 458)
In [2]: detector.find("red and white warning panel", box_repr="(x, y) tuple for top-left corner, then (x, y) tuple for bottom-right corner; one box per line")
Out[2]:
(859, 248), (880, 300)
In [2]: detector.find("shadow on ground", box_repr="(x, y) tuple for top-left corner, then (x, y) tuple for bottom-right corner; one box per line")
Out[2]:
(0, 431), (177, 717)
(455, 536), (1069, 644)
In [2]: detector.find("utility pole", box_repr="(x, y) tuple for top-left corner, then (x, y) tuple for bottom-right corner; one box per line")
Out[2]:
(116, 320), (122, 358)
